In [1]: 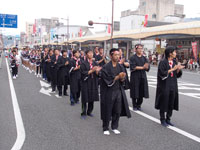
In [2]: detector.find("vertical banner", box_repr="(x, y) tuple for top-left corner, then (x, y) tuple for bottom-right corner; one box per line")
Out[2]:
(192, 41), (198, 61)
(144, 15), (148, 27)
(107, 24), (111, 34)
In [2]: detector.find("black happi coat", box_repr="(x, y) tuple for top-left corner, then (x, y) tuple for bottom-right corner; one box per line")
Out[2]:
(129, 54), (150, 99)
(80, 59), (99, 103)
(96, 54), (106, 67)
(155, 58), (182, 112)
(50, 55), (62, 85)
(57, 57), (70, 86)
(69, 58), (82, 94)
(100, 61), (131, 121)
(45, 55), (53, 81)
(119, 57), (130, 90)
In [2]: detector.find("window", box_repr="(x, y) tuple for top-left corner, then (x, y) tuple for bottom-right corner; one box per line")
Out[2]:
(152, 14), (157, 19)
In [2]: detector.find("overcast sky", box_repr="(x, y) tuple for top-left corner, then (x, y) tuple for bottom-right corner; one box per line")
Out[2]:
(0, 0), (200, 35)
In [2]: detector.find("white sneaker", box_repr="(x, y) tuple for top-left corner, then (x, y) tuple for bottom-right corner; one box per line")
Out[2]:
(13, 76), (16, 79)
(16, 74), (18, 77)
(112, 129), (120, 135)
(103, 131), (110, 135)
(35, 73), (37, 75)
(55, 94), (62, 98)
(29, 70), (32, 73)
(50, 91), (56, 94)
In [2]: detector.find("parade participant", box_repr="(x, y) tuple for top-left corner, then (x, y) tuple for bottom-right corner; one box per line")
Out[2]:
(93, 46), (99, 61)
(10, 50), (18, 79)
(119, 48), (130, 90)
(35, 50), (41, 77)
(57, 50), (70, 97)
(29, 50), (36, 74)
(100, 48), (131, 135)
(50, 49), (62, 94)
(80, 49), (101, 119)
(69, 50), (81, 105)
(80, 50), (85, 61)
(129, 44), (150, 111)
(45, 49), (54, 83)
(155, 46), (184, 127)
(41, 48), (49, 80)
(96, 47), (106, 67)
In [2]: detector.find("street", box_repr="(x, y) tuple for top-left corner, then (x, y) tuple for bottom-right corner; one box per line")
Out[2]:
(0, 57), (200, 150)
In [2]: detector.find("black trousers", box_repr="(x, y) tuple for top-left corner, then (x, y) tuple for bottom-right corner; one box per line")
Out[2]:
(132, 98), (143, 108)
(81, 102), (94, 116)
(71, 91), (80, 103)
(103, 90), (122, 131)
(12, 67), (17, 76)
(57, 85), (62, 96)
(160, 90), (175, 121)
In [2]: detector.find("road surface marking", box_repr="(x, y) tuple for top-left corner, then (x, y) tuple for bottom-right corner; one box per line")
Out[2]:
(6, 59), (26, 150)
(147, 75), (200, 99)
(129, 107), (200, 143)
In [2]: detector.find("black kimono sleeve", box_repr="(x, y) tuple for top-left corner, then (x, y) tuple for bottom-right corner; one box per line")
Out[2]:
(158, 61), (169, 80)
(129, 56), (137, 71)
(80, 62), (89, 81)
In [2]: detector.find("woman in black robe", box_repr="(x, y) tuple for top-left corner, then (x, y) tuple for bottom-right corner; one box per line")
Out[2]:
(129, 44), (150, 111)
(100, 48), (131, 135)
(155, 46), (184, 127)
(69, 50), (82, 105)
(80, 49), (102, 119)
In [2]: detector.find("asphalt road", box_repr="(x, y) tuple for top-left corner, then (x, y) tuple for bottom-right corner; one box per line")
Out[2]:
(0, 57), (200, 150)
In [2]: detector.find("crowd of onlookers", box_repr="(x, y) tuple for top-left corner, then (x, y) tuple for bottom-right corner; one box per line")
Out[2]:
(148, 51), (200, 71)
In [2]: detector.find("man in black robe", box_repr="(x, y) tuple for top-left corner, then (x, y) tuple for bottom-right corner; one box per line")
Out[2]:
(130, 44), (150, 111)
(96, 47), (106, 67)
(69, 50), (81, 105)
(50, 49), (62, 94)
(80, 49), (102, 119)
(119, 48), (130, 90)
(155, 46), (184, 127)
(93, 46), (99, 61)
(57, 50), (70, 97)
(101, 48), (131, 135)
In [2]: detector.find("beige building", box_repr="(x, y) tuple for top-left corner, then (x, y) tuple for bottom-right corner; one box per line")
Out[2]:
(121, 0), (185, 22)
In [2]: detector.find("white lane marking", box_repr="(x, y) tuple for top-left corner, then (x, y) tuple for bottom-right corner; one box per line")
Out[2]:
(40, 80), (51, 88)
(147, 75), (200, 99)
(6, 59), (26, 150)
(39, 87), (52, 96)
(129, 107), (200, 143)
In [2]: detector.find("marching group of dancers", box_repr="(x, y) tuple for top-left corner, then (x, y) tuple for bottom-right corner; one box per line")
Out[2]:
(9, 45), (184, 135)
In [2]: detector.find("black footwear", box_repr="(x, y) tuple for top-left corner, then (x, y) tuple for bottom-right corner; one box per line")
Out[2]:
(81, 115), (87, 120)
(161, 120), (169, 127)
(133, 107), (138, 111)
(166, 120), (174, 126)
(87, 114), (94, 117)
(137, 106), (142, 111)
(70, 102), (75, 106)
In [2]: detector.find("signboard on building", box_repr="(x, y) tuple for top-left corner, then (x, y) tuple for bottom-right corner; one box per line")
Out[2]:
(0, 14), (18, 28)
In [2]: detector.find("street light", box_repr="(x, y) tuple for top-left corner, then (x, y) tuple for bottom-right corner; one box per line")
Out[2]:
(61, 17), (69, 48)
(88, 0), (114, 48)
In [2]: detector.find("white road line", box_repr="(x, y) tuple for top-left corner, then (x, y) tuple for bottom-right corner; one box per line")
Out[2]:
(129, 107), (200, 143)
(6, 59), (26, 150)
